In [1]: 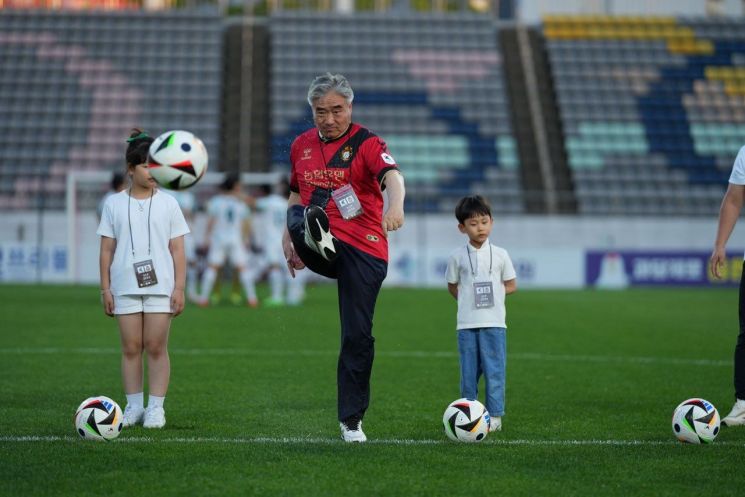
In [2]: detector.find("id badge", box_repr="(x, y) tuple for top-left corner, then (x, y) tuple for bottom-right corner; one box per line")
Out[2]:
(473, 281), (495, 309)
(331, 184), (363, 220)
(133, 259), (158, 288)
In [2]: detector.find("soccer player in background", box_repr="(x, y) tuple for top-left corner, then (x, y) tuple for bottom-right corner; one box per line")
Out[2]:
(710, 145), (745, 426)
(168, 189), (199, 302)
(196, 173), (259, 308)
(254, 179), (306, 306)
(98, 129), (189, 429)
(96, 172), (125, 221)
(446, 195), (517, 433)
(282, 73), (405, 442)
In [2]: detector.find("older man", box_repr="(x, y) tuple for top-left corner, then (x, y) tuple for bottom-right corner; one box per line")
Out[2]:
(282, 73), (405, 442)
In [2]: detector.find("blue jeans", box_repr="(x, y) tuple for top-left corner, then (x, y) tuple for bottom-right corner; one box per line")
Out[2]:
(457, 327), (506, 417)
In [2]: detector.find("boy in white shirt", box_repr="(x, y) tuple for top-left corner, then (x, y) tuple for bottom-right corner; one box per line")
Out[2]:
(445, 195), (517, 432)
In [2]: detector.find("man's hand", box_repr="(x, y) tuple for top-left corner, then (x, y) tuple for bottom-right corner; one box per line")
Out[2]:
(283, 230), (305, 278)
(382, 206), (404, 236)
(710, 246), (727, 279)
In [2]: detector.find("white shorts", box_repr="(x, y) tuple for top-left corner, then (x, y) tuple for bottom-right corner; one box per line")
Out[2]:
(207, 240), (248, 267)
(114, 294), (172, 315)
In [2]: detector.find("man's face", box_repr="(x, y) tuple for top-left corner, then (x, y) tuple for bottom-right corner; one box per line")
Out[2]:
(312, 91), (352, 140)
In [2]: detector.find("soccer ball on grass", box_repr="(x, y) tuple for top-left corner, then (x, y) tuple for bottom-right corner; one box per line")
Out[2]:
(74, 396), (123, 441)
(442, 398), (490, 443)
(671, 398), (720, 444)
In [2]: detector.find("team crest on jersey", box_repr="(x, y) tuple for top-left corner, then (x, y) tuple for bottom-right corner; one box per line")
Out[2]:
(341, 146), (353, 162)
(366, 234), (379, 242)
(301, 148), (312, 161)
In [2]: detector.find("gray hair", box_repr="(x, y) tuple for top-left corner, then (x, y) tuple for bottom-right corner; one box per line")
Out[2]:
(307, 73), (354, 106)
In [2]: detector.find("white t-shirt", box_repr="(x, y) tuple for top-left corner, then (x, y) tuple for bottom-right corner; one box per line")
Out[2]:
(97, 190), (190, 296)
(206, 194), (250, 245)
(445, 239), (516, 330)
(728, 146), (745, 185)
(169, 190), (196, 215)
(168, 190), (197, 260)
(97, 191), (116, 219)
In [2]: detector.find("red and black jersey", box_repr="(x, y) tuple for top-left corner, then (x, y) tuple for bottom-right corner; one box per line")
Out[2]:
(289, 123), (399, 262)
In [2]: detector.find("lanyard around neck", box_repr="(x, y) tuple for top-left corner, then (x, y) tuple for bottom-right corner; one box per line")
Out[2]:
(466, 243), (492, 277)
(127, 188), (153, 257)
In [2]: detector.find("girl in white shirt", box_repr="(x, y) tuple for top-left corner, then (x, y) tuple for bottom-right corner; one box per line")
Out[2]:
(97, 129), (190, 429)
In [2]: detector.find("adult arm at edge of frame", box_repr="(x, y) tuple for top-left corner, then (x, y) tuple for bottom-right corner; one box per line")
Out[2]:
(711, 183), (745, 279)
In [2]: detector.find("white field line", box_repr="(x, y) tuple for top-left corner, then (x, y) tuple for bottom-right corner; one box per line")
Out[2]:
(0, 435), (743, 447)
(0, 347), (730, 367)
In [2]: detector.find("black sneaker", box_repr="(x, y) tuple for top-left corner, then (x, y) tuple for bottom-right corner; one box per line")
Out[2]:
(340, 416), (366, 442)
(303, 205), (338, 261)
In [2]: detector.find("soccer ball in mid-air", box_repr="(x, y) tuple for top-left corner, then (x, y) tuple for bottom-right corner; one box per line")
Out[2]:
(442, 398), (490, 442)
(671, 398), (720, 444)
(74, 396), (123, 441)
(148, 130), (208, 190)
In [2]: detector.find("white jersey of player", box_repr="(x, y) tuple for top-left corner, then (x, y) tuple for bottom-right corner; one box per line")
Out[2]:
(207, 194), (250, 245)
(255, 194), (288, 266)
(169, 190), (197, 261)
(205, 193), (251, 267)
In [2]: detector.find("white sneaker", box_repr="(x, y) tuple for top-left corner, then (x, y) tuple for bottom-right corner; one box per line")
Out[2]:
(143, 406), (166, 429)
(340, 418), (367, 443)
(121, 404), (145, 427)
(722, 399), (745, 426)
(303, 205), (338, 261)
(489, 416), (502, 432)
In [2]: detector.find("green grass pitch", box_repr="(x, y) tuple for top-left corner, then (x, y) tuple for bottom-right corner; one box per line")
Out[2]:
(1, 283), (744, 496)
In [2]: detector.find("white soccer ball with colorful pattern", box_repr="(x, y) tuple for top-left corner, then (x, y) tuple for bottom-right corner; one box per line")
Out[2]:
(671, 398), (720, 444)
(74, 396), (123, 441)
(147, 130), (208, 190)
(443, 398), (490, 442)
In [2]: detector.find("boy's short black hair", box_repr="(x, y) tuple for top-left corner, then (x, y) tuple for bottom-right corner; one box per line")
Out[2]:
(454, 195), (492, 224)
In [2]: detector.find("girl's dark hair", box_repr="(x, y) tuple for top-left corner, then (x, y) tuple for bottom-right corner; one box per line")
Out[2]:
(125, 128), (154, 167)
(221, 172), (240, 191)
(454, 195), (492, 224)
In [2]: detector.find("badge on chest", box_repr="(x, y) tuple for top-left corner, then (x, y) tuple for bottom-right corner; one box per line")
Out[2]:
(133, 259), (158, 288)
(473, 281), (495, 308)
(332, 184), (363, 220)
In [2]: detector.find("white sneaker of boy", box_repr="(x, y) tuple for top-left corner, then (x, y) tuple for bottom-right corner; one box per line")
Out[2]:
(121, 404), (145, 427)
(722, 399), (745, 426)
(489, 416), (502, 432)
(143, 406), (166, 429)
